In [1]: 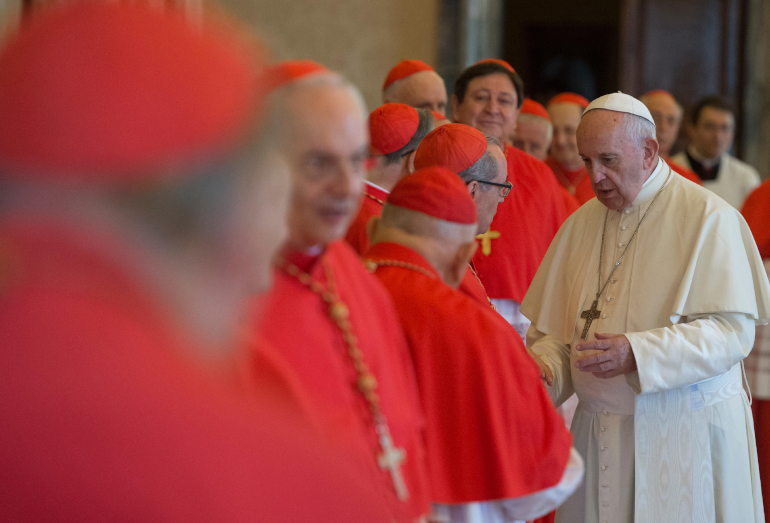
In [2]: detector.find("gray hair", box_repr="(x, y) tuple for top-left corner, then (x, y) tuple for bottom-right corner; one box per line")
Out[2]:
(622, 113), (657, 146)
(458, 133), (502, 188)
(517, 113), (553, 143)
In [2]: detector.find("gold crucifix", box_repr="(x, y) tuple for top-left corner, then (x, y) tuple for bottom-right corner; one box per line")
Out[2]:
(476, 228), (501, 256)
(377, 423), (409, 501)
(580, 299), (602, 339)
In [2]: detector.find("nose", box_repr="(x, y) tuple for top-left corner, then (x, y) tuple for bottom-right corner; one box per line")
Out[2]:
(485, 97), (499, 114)
(331, 161), (360, 198)
(587, 161), (605, 184)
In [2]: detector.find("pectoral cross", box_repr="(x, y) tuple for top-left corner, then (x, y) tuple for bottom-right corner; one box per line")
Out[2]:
(377, 423), (409, 501)
(476, 228), (501, 256)
(580, 298), (602, 339)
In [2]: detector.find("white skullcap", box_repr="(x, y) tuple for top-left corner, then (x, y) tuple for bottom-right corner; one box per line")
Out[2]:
(582, 92), (655, 126)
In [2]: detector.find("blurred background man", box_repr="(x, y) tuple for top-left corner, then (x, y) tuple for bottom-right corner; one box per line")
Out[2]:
(513, 98), (552, 161)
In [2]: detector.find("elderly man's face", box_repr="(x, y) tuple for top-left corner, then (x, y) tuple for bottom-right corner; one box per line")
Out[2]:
(577, 110), (658, 211)
(549, 103), (583, 168)
(452, 73), (518, 145)
(512, 117), (550, 161)
(385, 71), (448, 115)
(470, 144), (507, 234)
(644, 94), (682, 157)
(283, 84), (368, 249)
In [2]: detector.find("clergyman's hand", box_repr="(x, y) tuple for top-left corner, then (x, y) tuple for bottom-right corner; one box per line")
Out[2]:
(531, 353), (554, 386)
(574, 332), (637, 379)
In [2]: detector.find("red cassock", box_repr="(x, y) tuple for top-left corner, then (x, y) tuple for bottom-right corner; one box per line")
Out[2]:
(0, 217), (391, 523)
(665, 155), (703, 185)
(473, 145), (569, 303)
(346, 182), (388, 256)
(560, 186), (581, 216)
(366, 242), (572, 503)
(460, 262), (493, 308)
(252, 240), (431, 522)
(545, 155), (595, 205)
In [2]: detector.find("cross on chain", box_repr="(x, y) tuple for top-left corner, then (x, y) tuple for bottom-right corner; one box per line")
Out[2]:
(580, 299), (602, 340)
(377, 423), (409, 501)
(476, 228), (501, 256)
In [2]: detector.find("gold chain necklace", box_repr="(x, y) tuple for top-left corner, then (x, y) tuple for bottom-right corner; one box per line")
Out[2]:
(364, 258), (437, 279)
(277, 256), (410, 501)
(365, 193), (385, 205)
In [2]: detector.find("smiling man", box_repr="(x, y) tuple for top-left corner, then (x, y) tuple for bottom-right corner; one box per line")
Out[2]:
(521, 92), (770, 523)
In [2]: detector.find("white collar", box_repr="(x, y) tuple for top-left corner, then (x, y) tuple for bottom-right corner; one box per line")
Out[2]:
(365, 179), (390, 194)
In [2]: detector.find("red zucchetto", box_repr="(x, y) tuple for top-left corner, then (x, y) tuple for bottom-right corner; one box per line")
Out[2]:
(474, 58), (515, 73)
(520, 98), (551, 121)
(382, 59), (435, 90)
(413, 123), (487, 174)
(369, 103), (420, 155)
(0, 2), (264, 182)
(267, 59), (329, 90)
(387, 166), (477, 225)
(547, 92), (590, 109)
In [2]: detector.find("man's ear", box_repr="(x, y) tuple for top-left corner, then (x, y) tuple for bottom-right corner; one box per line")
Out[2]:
(451, 94), (460, 121)
(446, 240), (478, 289)
(403, 150), (417, 175)
(643, 137), (659, 170)
(366, 216), (381, 244)
(466, 180), (479, 201)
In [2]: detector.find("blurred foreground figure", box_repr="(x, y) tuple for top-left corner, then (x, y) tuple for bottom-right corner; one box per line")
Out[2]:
(741, 180), (770, 519)
(671, 95), (759, 208)
(251, 61), (431, 523)
(345, 102), (432, 255)
(451, 59), (569, 342)
(523, 92), (770, 523)
(383, 59), (447, 115)
(365, 166), (583, 523)
(513, 98), (552, 161)
(0, 5), (391, 522)
(639, 90), (701, 185)
(545, 93), (594, 206)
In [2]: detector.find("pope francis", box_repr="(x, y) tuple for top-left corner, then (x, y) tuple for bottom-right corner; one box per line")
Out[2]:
(522, 92), (770, 523)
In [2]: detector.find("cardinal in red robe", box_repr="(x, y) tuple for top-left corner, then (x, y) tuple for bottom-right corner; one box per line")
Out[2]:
(382, 59), (448, 115)
(248, 60), (431, 523)
(346, 102), (433, 255)
(0, 5), (391, 522)
(364, 166), (583, 522)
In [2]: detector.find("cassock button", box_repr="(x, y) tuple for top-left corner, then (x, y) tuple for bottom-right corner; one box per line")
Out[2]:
(602, 465), (607, 471)
(621, 225), (628, 231)
(602, 426), (607, 432)
(602, 314), (608, 319)
(618, 242), (624, 247)
(611, 279), (618, 284)
(606, 297), (612, 302)
(601, 445), (606, 450)
(623, 209), (631, 215)
(603, 409), (608, 414)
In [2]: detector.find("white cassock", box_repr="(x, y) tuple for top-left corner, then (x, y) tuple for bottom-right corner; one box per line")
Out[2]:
(521, 158), (770, 523)
(671, 147), (760, 209)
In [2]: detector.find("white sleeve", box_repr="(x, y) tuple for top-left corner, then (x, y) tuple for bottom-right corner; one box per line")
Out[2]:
(625, 312), (755, 394)
(430, 448), (584, 523)
(526, 325), (574, 408)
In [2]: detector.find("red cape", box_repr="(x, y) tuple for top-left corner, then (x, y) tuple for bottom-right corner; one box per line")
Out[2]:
(366, 242), (572, 503)
(252, 241), (431, 521)
(473, 145), (569, 302)
(346, 182), (388, 256)
(742, 179), (770, 258)
(0, 217), (391, 523)
(545, 155), (595, 205)
(665, 155), (703, 185)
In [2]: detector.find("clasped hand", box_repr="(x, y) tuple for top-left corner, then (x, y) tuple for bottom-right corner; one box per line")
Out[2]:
(574, 332), (637, 379)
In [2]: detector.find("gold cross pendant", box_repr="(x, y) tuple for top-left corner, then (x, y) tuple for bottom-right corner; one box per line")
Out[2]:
(580, 299), (602, 339)
(476, 228), (501, 256)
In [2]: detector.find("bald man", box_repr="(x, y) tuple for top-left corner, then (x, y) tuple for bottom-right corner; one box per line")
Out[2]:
(383, 59), (448, 115)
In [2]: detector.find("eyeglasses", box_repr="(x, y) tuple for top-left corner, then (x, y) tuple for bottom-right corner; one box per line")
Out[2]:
(471, 179), (512, 198)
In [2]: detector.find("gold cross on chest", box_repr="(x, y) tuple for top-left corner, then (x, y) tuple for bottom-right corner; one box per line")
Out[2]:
(476, 228), (501, 256)
(580, 299), (602, 340)
(377, 423), (409, 501)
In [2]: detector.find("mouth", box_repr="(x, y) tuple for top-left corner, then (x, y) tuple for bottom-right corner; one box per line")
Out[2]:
(318, 206), (353, 224)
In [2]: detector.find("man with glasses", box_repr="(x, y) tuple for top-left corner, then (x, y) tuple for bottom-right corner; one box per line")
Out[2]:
(414, 123), (508, 308)
(671, 95), (760, 208)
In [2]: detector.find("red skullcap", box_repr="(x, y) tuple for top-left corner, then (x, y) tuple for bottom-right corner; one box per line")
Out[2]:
(267, 60), (329, 90)
(432, 111), (448, 122)
(414, 123), (487, 174)
(0, 2), (264, 182)
(547, 92), (590, 109)
(519, 98), (550, 121)
(642, 89), (677, 101)
(383, 59), (435, 90)
(388, 166), (477, 225)
(369, 103), (420, 155)
(475, 58), (516, 73)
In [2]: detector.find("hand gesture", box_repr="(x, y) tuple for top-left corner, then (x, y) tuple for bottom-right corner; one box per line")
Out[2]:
(574, 332), (637, 379)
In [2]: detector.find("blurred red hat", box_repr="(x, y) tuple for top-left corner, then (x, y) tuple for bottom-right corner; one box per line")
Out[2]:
(383, 59), (434, 90)
(0, 2), (265, 183)
(520, 98), (550, 121)
(369, 103), (420, 155)
(414, 123), (487, 174)
(547, 92), (590, 109)
(475, 58), (515, 73)
(388, 166), (477, 225)
(267, 59), (329, 90)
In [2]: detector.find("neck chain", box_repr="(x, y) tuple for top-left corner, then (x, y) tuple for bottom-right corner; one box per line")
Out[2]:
(365, 193), (385, 205)
(580, 167), (672, 339)
(277, 256), (410, 501)
(364, 258), (437, 279)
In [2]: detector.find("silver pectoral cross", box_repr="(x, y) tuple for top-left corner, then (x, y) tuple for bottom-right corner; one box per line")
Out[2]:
(580, 298), (602, 339)
(376, 423), (409, 501)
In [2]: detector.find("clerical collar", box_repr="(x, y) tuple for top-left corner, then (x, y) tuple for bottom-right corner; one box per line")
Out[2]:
(631, 157), (666, 206)
(365, 180), (390, 194)
(687, 144), (722, 169)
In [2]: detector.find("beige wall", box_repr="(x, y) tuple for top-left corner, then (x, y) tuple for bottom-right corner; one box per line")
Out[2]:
(212, 0), (440, 111)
